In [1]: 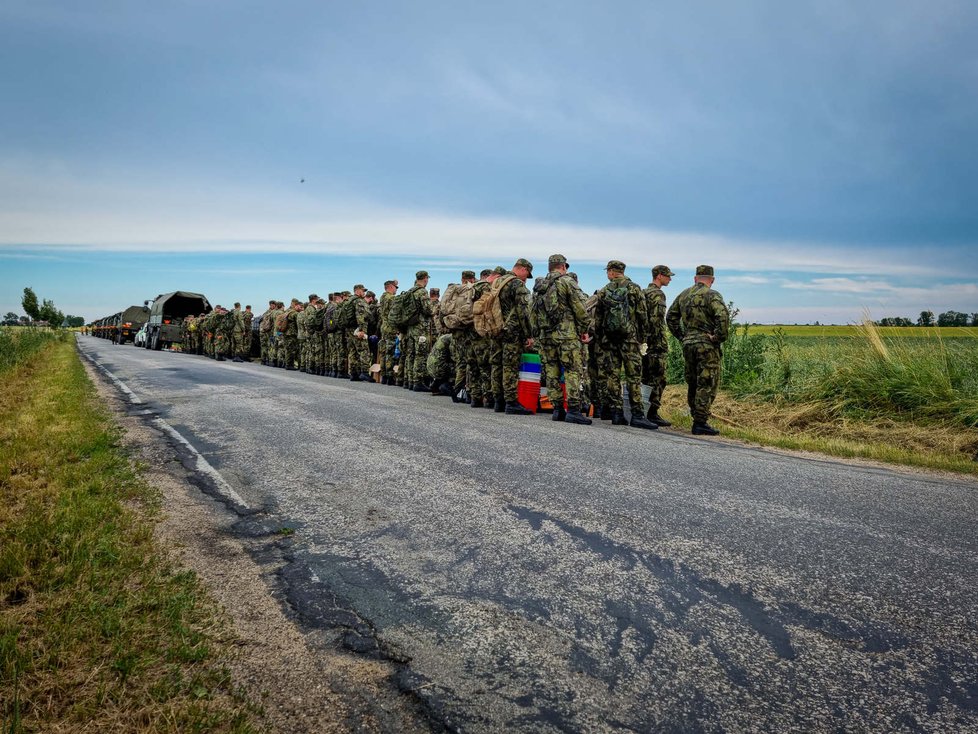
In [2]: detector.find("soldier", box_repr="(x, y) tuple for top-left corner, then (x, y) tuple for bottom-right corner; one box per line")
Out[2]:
(337, 291), (352, 378)
(531, 254), (593, 425)
(643, 265), (675, 426)
(259, 300), (276, 365)
(240, 304), (254, 361)
(666, 265), (730, 436)
(348, 284), (373, 381)
(296, 297), (310, 371)
(378, 280), (398, 384)
(215, 306), (233, 362)
(403, 271), (434, 392)
(467, 269), (494, 408)
(594, 261), (659, 430)
(490, 259), (534, 415)
(364, 290), (380, 367)
(429, 288), (444, 338)
(447, 270), (477, 402)
(283, 298), (302, 370)
(307, 296), (325, 375)
(426, 333), (455, 395)
(230, 303), (245, 363)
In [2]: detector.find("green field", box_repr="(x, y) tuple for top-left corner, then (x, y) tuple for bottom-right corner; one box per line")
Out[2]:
(744, 325), (978, 338)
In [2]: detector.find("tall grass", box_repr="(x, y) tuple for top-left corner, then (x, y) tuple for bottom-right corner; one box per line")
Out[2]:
(0, 327), (67, 373)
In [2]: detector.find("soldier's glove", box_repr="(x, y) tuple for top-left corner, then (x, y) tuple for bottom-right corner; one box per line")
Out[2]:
(639, 342), (648, 356)
(418, 335), (427, 345)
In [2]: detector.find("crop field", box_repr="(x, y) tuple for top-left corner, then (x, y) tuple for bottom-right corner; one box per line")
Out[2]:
(744, 325), (978, 338)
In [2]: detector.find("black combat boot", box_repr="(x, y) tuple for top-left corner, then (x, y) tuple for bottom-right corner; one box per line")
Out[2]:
(359, 372), (372, 382)
(692, 422), (720, 436)
(451, 385), (465, 403)
(611, 410), (628, 425)
(338, 372), (350, 379)
(600, 404), (613, 421)
(413, 383), (430, 393)
(647, 407), (672, 426)
(380, 375), (389, 385)
(216, 355), (225, 361)
(470, 396), (484, 408)
(505, 401), (532, 415)
(493, 397), (506, 413)
(552, 406), (567, 422)
(350, 372), (361, 381)
(439, 383), (454, 396)
(286, 364), (296, 371)
(430, 382), (443, 395)
(233, 356), (243, 363)
(564, 410), (592, 425)
(630, 413), (659, 430)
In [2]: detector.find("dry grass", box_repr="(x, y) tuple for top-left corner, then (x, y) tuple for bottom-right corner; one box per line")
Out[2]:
(1, 340), (257, 732)
(660, 386), (978, 475)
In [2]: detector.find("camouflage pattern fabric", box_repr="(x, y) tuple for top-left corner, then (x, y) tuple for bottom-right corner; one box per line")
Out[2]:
(378, 291), (398, 381)
(348, 294), (371, 375)
(240, 309), (254, 359)
(533, 272), (591, 411)
(403, 286), (433, 385)
(426, 333), (454, 384)
(683, 342), (721, 423)
(595, 276), (648, 413)
(259, 308), (274, 362)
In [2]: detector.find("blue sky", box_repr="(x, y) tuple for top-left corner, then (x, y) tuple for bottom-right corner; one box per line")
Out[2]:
(1, 1), (976, 323)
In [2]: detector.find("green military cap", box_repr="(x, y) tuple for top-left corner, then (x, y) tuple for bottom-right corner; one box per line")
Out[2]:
(548, 253), (568, 266)
(341, 290), (351, 296)
(480, 268), (493, 277)
(383, 280), (396, 287)
(364, 290), (375, 298)
(514, 257), (533, 274)
(430, 287), (440, 295)
(416, 270), (429, 280)
(606, 260), (626, 272)
(492, 266), (507, 276)
(696, 264), (715, 276)
(308, 293), (318, 301)
(461, 270), (476, 279)
(652, 265), (675, 277)
(291, 297), (301, 304)
(353, 283), (365, 291)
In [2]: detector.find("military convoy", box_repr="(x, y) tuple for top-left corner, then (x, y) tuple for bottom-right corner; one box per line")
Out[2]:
(88, 291), (211, 349)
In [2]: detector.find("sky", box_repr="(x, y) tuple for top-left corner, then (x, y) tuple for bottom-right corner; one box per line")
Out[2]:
(1, 0), (976, 323)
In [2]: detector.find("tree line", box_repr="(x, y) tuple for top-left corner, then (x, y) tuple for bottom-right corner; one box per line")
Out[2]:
(1, 287), (85, 328)
(876, 311), (978, 328)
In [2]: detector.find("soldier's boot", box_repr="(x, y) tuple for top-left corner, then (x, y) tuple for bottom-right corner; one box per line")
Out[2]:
(430, 381), (443, 395)
(439, 383), (454, 397)
(380, 375), (389, 385)
(565, 410), (593, 426)
(216, 355), (226, 361)
(505, 401), (532, 415)
(338, 372), (350, 379)
(611, 410), (629, 425)
(647, 407), (671, 426)
(600, 404), (613, 421)
(629, 413), (659, 430)
(359, 372), (372, 382)
(552, 405), (567, 422)
(692, 422), (720, 436)
(451, 384), (465, 403)
(413, 383), (430, 393)
(470, 396), (484, 408)
(493, 396), (506, 413)
(233, 356), (244, 363)
(350, 372), (362, 381)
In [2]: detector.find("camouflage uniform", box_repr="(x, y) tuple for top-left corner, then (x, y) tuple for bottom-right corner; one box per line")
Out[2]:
(259, 306), (275, 363)
(230, 307), (245, 358)
(378, 290), (397, 383)
(643, 268), (673, 418)
(426, 333), (454, 387)
(666, 269), (730, 427)
(296, 305), (310, 370)
(306, 301), (324, 374)
(490, 269), (532, 405)
(531, 264), (591, 414)
(348, 289), (372, 378)
(283, 303), (301, 369)
(467, 280), (493, 403)
(215, 310), (234, 360)
(595, 266), (649, 417)
(240, 308), (254, 359)
(403, 279), (434, 387)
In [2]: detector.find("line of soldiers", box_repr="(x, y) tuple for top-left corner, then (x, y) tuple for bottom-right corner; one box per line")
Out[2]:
(182, 303), (254, 361)
(200, 257), (729, 435)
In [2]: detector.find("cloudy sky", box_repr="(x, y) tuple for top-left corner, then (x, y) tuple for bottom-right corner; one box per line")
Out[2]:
(2, 0), (976, 323)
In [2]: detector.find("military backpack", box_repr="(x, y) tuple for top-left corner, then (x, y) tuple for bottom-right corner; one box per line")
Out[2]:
(532, 274), (565, 331)
(337, 298), (357, 330)
(439, 282), (476, 331)
(473, 274), (515, 338)
(274, 310), (289, 333)
(600, 282), (631, 340)
(388, 287), (423, 331)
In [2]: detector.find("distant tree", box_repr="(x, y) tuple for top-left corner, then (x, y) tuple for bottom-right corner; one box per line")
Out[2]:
(2, 311), (19, 326)
(63, 315), (85, 328)
(971, 313), (978, 327)
(937, 310), (969, 327)
(38, 299), (64, 328)
(877, 316), (913, 327)
(18, 315), (29, 325)
(917, 310), (935, 327)
(22, 287), (40, 321)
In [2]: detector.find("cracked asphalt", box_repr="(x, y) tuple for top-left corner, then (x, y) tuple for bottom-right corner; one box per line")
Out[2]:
(78, 336), (978, 733)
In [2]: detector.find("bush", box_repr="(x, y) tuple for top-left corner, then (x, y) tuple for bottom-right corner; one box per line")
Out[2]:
(0, 327), (67, 373)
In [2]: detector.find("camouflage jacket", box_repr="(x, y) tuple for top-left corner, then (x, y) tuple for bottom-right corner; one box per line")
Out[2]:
(379, 292), (395, 335)
(217, 311), (235, 337)
(349, 294), (369, 332)
(242, 310), (254, 332)
(596, 276), (648, 342)
(406, 285), (433, 330)
(499, 273), (532, 342)
(284, 307), (300, 337)
(530, 272), (590, 342)
(259, 309), (274, 333)
(643, 284), (669, 353)
(296, 307), (310, 340)
(305, 304), (324, 336)
(231, 308), (245, 335)
(365, 302), (380, 336)
(666, 283), (730, 346)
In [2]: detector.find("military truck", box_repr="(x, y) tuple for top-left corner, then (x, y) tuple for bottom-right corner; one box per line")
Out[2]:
(144, 291), (212, 351)
(114, 305), (151, 345)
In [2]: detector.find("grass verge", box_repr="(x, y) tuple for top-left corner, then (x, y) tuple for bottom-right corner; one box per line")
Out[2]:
(661, 387), (978, 476)
(1, 339), (257, 732)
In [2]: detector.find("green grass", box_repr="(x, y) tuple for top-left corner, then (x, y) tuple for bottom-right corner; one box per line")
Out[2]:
(1, 339), (257, 732)
(744, 324), (978, 338)
(0, 327), (68, 373)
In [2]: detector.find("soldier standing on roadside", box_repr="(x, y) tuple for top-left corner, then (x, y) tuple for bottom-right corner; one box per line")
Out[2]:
(643, 265), (675, 426)
(595, 261), (659, 430)
(378, 280), (398, 384)
(467, 269), (494, 407)
(230, 303), (245, 363)
(532, 254), (593, 425)
(404, 271), (434, 391)
(348, 284), (372, 382)
(283, 298), (302, 370)
(667, 265), (730, 436)
(240, 305), (254, 361)
(492, 259), (534, 415)
(259, 300), (276, 365)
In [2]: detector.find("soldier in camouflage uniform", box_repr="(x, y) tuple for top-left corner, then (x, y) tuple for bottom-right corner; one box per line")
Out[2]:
(378, 281), (398, 384)
(666, 265), (730, 435)
(426, 333), (455, 394)
(240, 305), (254, 361)
(594, 261), (659, 430)
(296, 298), (310, 371)
(402, 271), (434, 391)
(230, 303), (245, 363)
(531, 254), (593, 425)
(214, 306), (233, 361)
(203, 308), (219, 358)
(337, 291), (352, 377)
(643, 265), (675, 426)
(259, 300), (276, 365)
(443, 270), (477, 402)
(467, 269), (494, 408)
(307, 296), (325, 375)
(364, 290), (379, 368)
(429, 288), (444, 339)
(348, 284), (373, 381)
(490, 259), (534, 415)
(272, 301), (286, 366)
(283, 299), (302, 370)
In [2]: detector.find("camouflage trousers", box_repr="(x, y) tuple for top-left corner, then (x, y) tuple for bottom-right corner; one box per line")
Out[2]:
(348, 330), (371, 375)
(403, 326), (431, 385)
(643, 351), (668, 413)
(451, 329), (472, 390)
(587, 340), (606, 406)
(427, 343), (454, 385)
(489, 338), (523, 403)
(215, 333), (232, 358)
(541, 339), (586, 411)
(231, 330), (245, 359)
(307, 334), (323, 371)
(598, 338), (645, 413)
(467, 335), (491, 400)
(297, 338), (307, 369)
(237, 331), (251, 359)
(282, 335), (299, 368)
(260, 331), (272, 362)
(683, 342), (721, 424)
(380, 330), (398, 380)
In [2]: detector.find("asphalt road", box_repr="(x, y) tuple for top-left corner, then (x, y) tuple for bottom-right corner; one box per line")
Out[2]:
(77, 336), (978, 733)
